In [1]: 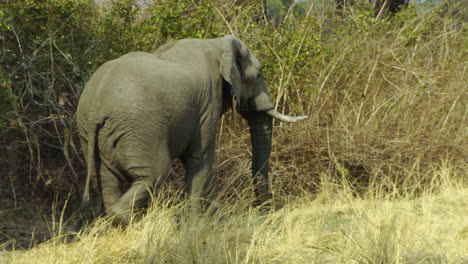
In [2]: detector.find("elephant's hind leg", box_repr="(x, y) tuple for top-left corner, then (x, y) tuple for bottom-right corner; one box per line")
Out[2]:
(108, 148), (172, 225)
(100, 163), (122, 219)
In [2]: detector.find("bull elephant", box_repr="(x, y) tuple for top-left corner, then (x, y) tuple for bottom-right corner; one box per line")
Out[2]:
(76, 35), (306, 225)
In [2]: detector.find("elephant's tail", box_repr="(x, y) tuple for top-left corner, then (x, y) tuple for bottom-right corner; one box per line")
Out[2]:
(77, 123), (99, 230)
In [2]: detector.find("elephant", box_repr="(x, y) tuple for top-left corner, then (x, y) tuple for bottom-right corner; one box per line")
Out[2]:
(76, 35), (306, 225)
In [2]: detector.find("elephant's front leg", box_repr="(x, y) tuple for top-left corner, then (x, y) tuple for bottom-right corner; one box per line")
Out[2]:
(183, 142), (217, 213)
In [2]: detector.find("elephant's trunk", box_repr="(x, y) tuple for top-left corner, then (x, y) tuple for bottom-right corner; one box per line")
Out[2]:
(247, 112), (273, 206)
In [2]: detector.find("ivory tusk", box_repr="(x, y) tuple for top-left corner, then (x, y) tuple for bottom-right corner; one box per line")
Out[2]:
(266, 109), (308, 123)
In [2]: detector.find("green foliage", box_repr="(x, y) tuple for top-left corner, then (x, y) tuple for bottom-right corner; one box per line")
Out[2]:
(0, 8), (9, 31)
(87, 0), (223, 62)
(1, 0), (101, 195)
(0, 8), (14, 128)
(0, 83), (16, 129)
(137, 0), (222, 48)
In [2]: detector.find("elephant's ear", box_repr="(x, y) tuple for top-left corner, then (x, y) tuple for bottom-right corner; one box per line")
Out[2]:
(219, 35), (242, 110)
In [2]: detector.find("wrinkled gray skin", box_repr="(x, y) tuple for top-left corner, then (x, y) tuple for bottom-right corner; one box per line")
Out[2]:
(77, 35), (306, 225)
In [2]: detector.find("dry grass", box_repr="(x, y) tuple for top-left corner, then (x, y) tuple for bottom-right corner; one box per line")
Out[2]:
(205, 0), (468, 202)
(1, 165), (466, 263)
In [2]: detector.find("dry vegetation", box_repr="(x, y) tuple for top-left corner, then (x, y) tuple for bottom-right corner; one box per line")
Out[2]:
(0, 0), (466, 262)
(2, 167), (466, 263)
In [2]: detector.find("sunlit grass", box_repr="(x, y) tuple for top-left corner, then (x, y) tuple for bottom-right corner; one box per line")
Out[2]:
(2, 164), (466, 264)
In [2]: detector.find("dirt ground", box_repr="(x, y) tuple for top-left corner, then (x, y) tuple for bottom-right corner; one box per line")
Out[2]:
(0, 195), (76, 250)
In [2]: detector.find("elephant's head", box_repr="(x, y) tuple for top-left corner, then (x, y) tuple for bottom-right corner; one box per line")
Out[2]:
(219, 35), (307, 205)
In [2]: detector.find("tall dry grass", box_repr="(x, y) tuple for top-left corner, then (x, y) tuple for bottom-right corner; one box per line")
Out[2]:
(214, 0), (467, 200)
(1, 164), (466, 263)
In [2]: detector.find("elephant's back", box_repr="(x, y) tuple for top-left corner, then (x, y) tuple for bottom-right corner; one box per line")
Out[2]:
(76, 52), (201, 151)
(77, 52), (190, 117)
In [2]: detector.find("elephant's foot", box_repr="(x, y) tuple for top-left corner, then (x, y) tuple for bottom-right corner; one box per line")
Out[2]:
(254, 192), (273, 213)
(107, 207), (131, 226)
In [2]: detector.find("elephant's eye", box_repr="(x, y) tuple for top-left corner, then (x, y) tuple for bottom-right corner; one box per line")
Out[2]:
(257, 69), (263, 79)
